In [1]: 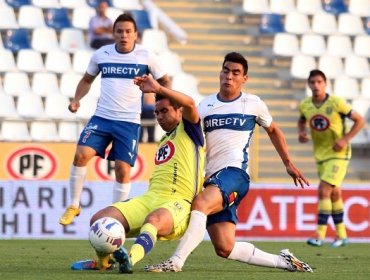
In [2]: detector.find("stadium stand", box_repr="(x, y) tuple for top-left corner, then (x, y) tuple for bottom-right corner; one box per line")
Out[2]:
(59, 28), (87, 53)
(45, 8), (72, 30)
(31, 0), (59, 9)
(259, 13), (284, 34)
(3, 28), (31, 52)
(3, 71), (31, 96)
(0, 93), (18, 119)
(0, 49), (17, 72)
(30, 121), (59, 141)
(311, 11), (337, 35)
(31, 72), (59, 97)
(296, 0), (323, 15)
(31, 27), (59, 53)
(1, 120), (31, 141)
(269, 0), (295, 15)
(18, 5), (46, 28)
(16, 48), (44, 72)
(323, 0), (348, 15)
(0, 5), (18, 29)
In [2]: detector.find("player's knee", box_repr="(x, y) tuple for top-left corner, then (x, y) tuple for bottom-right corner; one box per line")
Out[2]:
(214, 246), (232, 258)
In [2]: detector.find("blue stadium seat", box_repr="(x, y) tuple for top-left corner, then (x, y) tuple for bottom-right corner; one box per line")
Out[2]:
(45, 8), (71, 30)
(5, 0), (31, 8)
(3, 28), (30, 52)
(259, 13), (284, 34)
(323, 0), (348, 15)
(86, 0), (112, 8)
(130, 9), (152, 32)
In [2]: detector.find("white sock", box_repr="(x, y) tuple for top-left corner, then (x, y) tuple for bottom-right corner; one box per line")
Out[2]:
(172, 210), (207, 268)
(69, 165), (87, 208)
(228, 242), (283, 268)
(112, 182), (131, 202)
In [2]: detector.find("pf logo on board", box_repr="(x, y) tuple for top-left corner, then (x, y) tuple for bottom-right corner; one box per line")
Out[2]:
(6, 146), (57, 180)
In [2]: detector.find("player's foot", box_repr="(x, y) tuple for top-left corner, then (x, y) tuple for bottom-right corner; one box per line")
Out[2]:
(59, 205), (81, 225)
(144, 258), (182, 272)
(279, 249), (313, 272)
(331, 238), (349, 248)
(307, 238), (323, 247)
(113, 246), (133, 274)
(71, 259), (98, 270)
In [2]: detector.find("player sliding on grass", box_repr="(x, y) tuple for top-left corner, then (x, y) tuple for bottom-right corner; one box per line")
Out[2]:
(140, 52), (313, 273)
(71, 74), (205, 270)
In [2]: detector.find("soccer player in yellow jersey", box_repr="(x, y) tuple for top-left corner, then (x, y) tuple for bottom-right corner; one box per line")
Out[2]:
(298, 70), (364, 247)
(71, 74), (205, 272)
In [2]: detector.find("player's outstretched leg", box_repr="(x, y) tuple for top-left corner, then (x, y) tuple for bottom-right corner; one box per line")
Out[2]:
(279, 249), (313, 272)
(59, 205), (81, 225)
(113, 246), (133, 273)
(144, 258), (182, 273)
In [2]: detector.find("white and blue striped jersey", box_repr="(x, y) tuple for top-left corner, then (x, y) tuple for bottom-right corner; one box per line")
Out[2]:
(197, 92), (273, 176)
(86, 43), (166, 123)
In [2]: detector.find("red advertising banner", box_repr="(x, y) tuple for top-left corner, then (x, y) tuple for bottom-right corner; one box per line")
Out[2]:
(236, 184), (370, 242)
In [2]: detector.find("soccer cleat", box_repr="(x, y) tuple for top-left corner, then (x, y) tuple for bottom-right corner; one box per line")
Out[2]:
(113, 246), (133, 274)
(71, 259), (98, 270)
(144, 258), (182, 272)
(307, 238), (323, 247)
(59, 206), (81, 225)
(331, 238), (349, 248)
(279, 249), (313, 272)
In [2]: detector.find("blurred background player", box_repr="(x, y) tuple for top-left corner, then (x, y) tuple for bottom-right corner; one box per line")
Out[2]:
(88, 0), (115, 49)
(298, 70), (364, 247)
(59, 13), (170, 226)
(71, 74), (205, 271)
(140, 92), (156, 143)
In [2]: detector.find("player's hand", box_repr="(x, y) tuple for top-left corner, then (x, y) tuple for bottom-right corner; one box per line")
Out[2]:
(333, 138), (347, 152)
(134, 74), (160, 94)
(68, 100), (80, 113)
(286, 163), (309, 189)
(298, 132), (309, 143)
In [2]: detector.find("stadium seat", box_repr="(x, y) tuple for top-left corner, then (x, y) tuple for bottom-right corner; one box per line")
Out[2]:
(323, 0), (348, 15)
(259, 13), (284, 34)
(349, 0), (370, 17)
(3, 28), (31, 52)
(112, 0), (142, 10)
(311, 12), (337, 35)
(5, 0), (30, 8)
(60, 71), (82, 97)
(269, 0), (295, 15)
(130, 9), (152, 32)
(333, 76), (360, 99)
(31, 0), (59, 8)
(0, 6), (18, 29)
(318, 55), (344, 79)
(352, 98), (370, 117)
(141, 29), (169, 54)
(338, 13), (365, 35)
(157, 50), (183, 77)
(72, 6), (95, 30)
(32, 72), (59, 97)
(1, 121), (31, 141)
(353, 35), (370, 57)
(86, 0), (112, 8)
(300, 34), (326, 57)
(0, 49), (17, 72)
(296, 0), (323, 15)
(89, 74), (101, 98)
(242, 0), (269, 14)
(30, 121), (59, 141)
(45, 49), (72, 73)
(60, 0), (88, 9)
(44, 93), (75, 120)
(0, 93), (18, 119)
(172, 72), (203, 105)
(58, 121), (81, 142)
(327, 34), (352, 57)
(272, 33), (299, 57)
(31, 27), (59, 53)
(16, 49), (44, 73)
(18, 5), (45, 29)
(75, 95), (98, 120)
(3, 71), (31, 96)
(284, 12), (310, 34)
(106, 7), (122, 23)
(344, 55), (370, 78)
(59, 28), (87, 53)
(366, 17), (370, 34)
(45, 8), (72, 30)
(360, 77), (370, 99)
(72, 49), (93, 74)
(290, 54), (317, 79)
(16, 93), (45, 118)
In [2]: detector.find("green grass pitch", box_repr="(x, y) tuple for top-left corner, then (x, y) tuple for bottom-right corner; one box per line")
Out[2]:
(1, 240), (370, 280)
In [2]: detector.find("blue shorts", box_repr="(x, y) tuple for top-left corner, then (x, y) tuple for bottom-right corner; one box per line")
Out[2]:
(78, 116), (141, 166)
(205, 167), (250, 226)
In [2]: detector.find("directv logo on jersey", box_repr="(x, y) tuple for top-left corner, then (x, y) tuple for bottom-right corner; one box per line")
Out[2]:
(99, 63), (149, 79)
(203, 113), (256, 132)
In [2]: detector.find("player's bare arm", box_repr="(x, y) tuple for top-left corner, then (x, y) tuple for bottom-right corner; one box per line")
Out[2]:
(297, 116), (310, 143)
(156, 74), (171, 89)
(264, 121), (309, 188)
(69, 73), (96, 113)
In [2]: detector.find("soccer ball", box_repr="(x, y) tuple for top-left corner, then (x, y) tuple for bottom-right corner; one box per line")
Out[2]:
(89, 217), (126, 254)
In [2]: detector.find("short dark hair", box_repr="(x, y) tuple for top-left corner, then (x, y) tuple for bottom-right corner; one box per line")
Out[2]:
(223, 52), (248, 75)
(155, 94), (180, 110)
(113, 13), (137, 32)
(308, 69), (327, 82)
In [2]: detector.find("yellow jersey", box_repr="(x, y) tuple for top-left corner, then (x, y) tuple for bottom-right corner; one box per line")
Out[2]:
(299, 94), (352, 163)
(148, 119), (205, 202)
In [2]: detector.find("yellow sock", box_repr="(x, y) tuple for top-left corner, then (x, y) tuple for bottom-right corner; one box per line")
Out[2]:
(316, 199), (332, 239)
(130, 223), (157, 266)
(96, 252), (112, 270)
(332, 199), (347, 239)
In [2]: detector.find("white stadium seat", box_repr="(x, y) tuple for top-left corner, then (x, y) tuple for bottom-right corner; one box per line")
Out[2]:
(60, 0), (88, 9)
(333, 76), (360, 99)
(141, 29), (169, 54)
(353, 35), (370, 57)
(361, 77), (370, 99)
(73, 49), (93, 74)
(30, 121), (60, 141)
(344, 55), (370, 78)
(0, 6), (18, 29)
(284, 12), (310, 34)
(16, 93), (45, 119)
(32, 72), (60, 97)
(59, 28), (87, 53)
(296, 0), (323, 15)
(45, 93), (76, 120)
(338, 13), (365, 35)
(0, 93), (18, 119)
(58, 121), (82, 142)
(290, 54), (317, 79)
(31, 27), (59, 53)
(348, 0), (370, 17)
(72, 6), (95, 30)
(16, 49), (44, 73)
(0, 49), (16, 72)
(45, 49), (72, 73)
(327, 35), (352, 57)
(242, 0), (269, 14)
(60, 72), (82, 97)
(300, 34), (326, 57)
(318, 55), (344, 79)
(1, 121), (31, 141)
(112, 0), (142, 10)
(273, 33), (299, 57)
(311, 12), (337, 35)
(270, 0), (295, 15)
(18, 5), (45, 29)
(3, 71), (31, 96)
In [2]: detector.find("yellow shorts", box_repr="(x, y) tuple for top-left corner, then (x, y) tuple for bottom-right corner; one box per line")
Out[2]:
(112, 191), (191, 241)
(317, 159), (349, 187)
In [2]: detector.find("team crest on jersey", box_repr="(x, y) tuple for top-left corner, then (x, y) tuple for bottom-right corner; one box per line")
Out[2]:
(326, 107), (333, 114)
(155, 141), (175, 165)
(310, 114), (330, 131)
